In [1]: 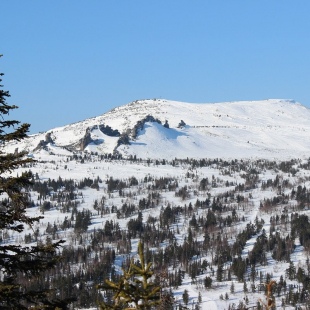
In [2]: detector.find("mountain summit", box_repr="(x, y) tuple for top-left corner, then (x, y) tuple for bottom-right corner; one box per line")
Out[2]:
(6, 99), (310, 159)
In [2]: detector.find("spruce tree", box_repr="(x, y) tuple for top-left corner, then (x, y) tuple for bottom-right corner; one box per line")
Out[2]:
(97, 241), (160, 309)
(182, 289), (189, 306)
(0, 55), (69, 309)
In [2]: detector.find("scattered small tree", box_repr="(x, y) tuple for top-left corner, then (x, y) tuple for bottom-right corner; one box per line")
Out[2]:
(230, 282), (235, 294)
(182, 289), (189, 306)
(198, 291), (202, 304)
(243, 281), (248, 293)
(204, 276), (212, 289)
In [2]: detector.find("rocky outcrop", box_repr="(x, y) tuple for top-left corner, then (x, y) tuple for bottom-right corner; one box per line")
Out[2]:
(44, 132), (53, 144)
(163, 120), (170, 128)
(177, 120), (186, 128)
(98, 124), (120, 137)
(34, 132), (55, 152)
(79, 128), (93, 150)
(116, 131), (131, 147)
(131, 115), (162, 139)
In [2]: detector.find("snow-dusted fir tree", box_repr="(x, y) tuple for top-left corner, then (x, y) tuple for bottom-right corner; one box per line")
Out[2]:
(0, 56), (69, 309)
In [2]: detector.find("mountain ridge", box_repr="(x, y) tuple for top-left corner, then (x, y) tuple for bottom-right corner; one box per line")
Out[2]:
(6, 98), (310, 160)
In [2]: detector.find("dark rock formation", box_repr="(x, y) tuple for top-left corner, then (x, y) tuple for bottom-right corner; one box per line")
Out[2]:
(177, 120), (186, 128)
(34, 132), (55, 152)
(131, 115), (162, 139)
(116, 132), (130, 147)
(163, 120), (170, 128)
(79, 128), (94, 150)
(45, 132), (54, 144)
(98, 124), (120, 137)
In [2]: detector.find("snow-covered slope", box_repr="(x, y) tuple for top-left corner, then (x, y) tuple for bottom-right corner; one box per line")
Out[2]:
(6, 99), (310, 159)
(5, 99), (310, 309)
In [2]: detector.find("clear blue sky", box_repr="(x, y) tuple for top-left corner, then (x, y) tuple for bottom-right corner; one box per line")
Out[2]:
(1, 1), (310, 133)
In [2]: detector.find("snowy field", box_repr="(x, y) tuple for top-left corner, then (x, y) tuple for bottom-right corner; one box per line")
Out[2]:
(4, 153), (310, 309)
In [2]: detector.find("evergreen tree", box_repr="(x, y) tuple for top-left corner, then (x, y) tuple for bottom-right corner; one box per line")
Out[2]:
(98, 241), (160, 309)
(243, 281), (248, 293)
(198, 291), (202, 304)
(216, 263), (224, 282)
(182, 289), (189, 306)
(286, 260), (296, 280)
(203, 276), (212, 289)
(230, 282), (235, 294)
(0, 56), (70, 309)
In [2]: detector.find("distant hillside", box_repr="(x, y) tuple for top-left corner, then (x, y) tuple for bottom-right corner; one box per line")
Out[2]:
(6, 98), (310, 159)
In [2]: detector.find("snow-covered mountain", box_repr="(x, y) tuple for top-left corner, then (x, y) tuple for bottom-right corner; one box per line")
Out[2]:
(6, 98), (310, 159)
